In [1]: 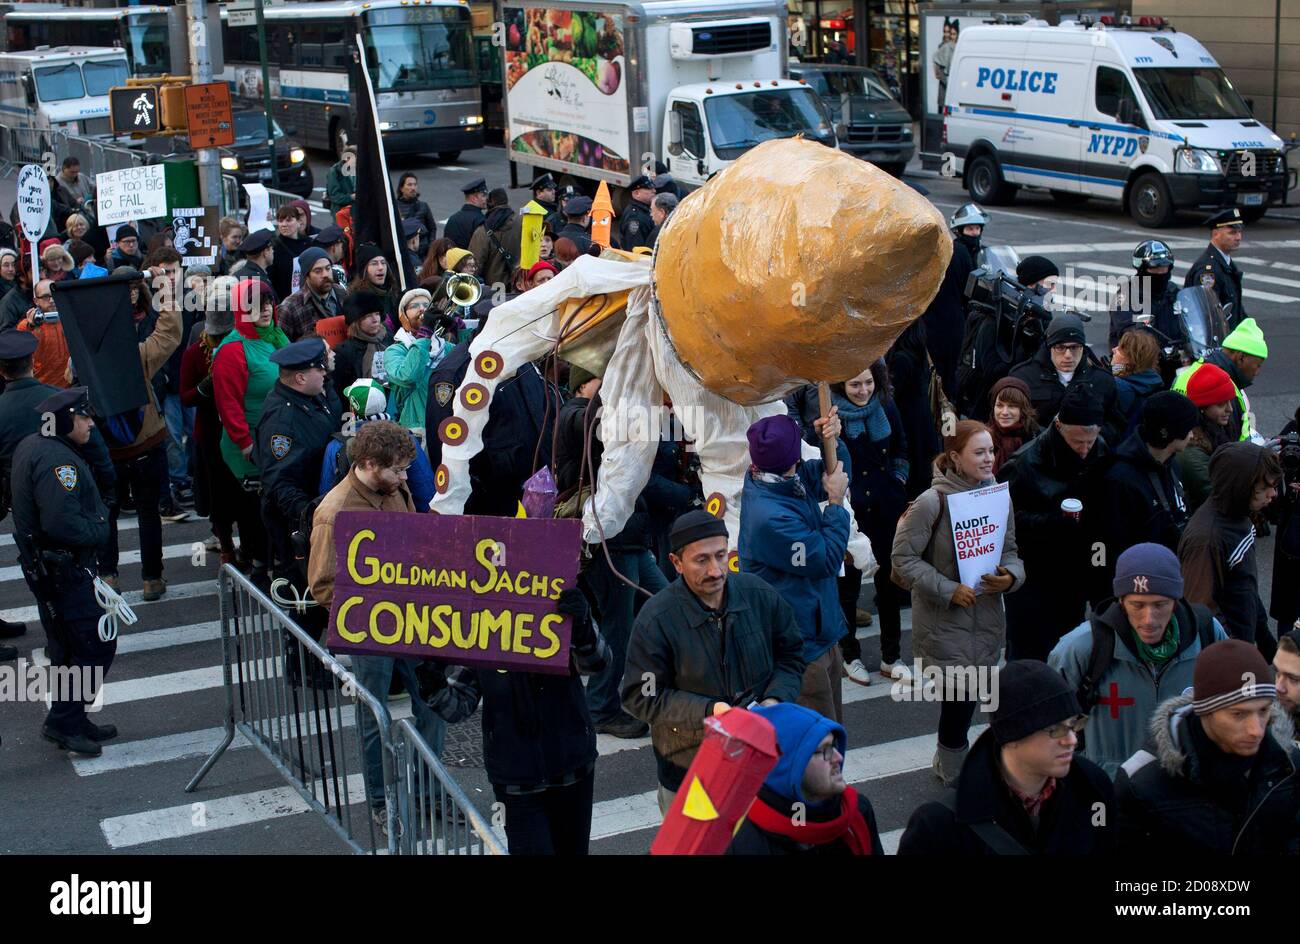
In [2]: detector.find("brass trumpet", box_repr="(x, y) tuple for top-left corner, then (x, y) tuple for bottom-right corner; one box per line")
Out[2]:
(446, 272), (483, 308)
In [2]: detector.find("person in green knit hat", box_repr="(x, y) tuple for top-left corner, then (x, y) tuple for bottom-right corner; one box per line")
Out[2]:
(1172, 317), (1267, 444)
(212, 277), (290, 484)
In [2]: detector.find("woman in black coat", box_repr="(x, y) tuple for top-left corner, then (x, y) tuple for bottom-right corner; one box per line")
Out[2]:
(885, 320), (940, 501)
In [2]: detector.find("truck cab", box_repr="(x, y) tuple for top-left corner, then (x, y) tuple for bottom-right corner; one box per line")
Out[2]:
(0, 47), (129, 136)
(663, 78), (835, 188)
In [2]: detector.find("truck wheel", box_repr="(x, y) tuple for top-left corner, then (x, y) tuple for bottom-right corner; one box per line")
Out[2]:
(437, 151), (462, 163)
(1239, 206), (1268, 224)
(1050, 191), (1090, 208)
(1129, 172), (1174, 228)
(967, 154), (1017, 205)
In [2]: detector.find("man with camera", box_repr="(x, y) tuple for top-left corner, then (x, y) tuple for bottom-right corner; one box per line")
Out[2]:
(18, 278), (70, 388)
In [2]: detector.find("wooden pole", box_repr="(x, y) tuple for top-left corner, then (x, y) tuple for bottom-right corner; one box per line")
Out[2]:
(816, 381), (838, 473)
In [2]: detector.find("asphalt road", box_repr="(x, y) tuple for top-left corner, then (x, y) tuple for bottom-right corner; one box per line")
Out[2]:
(0, 142), (1296, 855)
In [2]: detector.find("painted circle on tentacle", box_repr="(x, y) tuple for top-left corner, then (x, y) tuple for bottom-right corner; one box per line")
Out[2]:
(474, 350), (503, 379)
(438, 417), (467, 446)
(460, 382), (488, 411)
(705, 492), (726, 518)
(435, 464), (450, 494)
(727, 550), (740, 573)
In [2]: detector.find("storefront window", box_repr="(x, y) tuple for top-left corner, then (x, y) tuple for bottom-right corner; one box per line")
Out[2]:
(790, 0), (920, 114)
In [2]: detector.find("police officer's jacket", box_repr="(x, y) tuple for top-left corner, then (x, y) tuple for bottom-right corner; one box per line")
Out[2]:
(617, 199), (654, 251)
(256, 380), (342, 536)
(11, 431), (110, 568)
(1183, 245), (1245, 325)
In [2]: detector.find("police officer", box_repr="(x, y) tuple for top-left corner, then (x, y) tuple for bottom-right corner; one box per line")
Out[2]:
(235, 228), (276, 292)
(1185, 208), (1246, 327)
(257, 337), (342, 636)
(11, 387), (113, 756)
(530, 173), (562, 234)
(618, 175), (656, 251)
(1110, 240), (1184, 351)
(402, 218), (426, 275)
(924, 202), (985, 399)
(558, 194), (594, 255)
(444, 178), (489, 250)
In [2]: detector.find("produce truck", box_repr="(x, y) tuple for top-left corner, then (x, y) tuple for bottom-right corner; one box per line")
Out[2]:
(499, 0), (837, 192)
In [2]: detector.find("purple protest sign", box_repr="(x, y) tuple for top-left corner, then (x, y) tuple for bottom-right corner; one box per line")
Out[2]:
(325, 512), (582, 674)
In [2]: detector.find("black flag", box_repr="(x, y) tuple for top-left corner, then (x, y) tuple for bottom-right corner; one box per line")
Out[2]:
(350, 37), (413, 292)
(52, 273), (150, 418)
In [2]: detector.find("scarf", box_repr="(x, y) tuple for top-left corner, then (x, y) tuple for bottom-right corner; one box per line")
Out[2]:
(833, 393), (889, 441)
(256, 320), (289, 349)
(1004, 774), (1057, 821)
(1135, 613), (1180, 665)
(745, 787), (874, 854)
(199, 331), (228, 371)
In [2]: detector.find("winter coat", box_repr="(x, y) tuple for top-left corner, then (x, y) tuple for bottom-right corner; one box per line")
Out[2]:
(443, 203), (485, 250)
(0, 284), (33, 332)
(1116, 695), (1299, 854)
(727, 789), (881, 856)
(1108, 277), (1181, 350)
(1112, 368), (1164, 442)
(621, 573), (806, 791)
(1175, 424), (1228, 516)
(886, 323), (941, 500)
(841, 400), (908, 546)
(331, 324), (389, 400)
(269, 233), (312, 302)
(920, 240), (972, 399)
(212, 308), (289, 479)
(395, 194), (437, 257)
(989, 421), (1030, 478)
(898, 727), (1117, 855)
(1174, 353), (1251, 443)
(890, 465), (1024, 670)
(1008, 345), (1125, 447)
(1049, 599), (1227, 777)
(325, 160), (356, 213)
(999, 424), (1108, 634)
(382, 334), (453, 431)
(1178, 442), (1271, 644)
(468, 206), (521, 292)
(102, 297), (182, 462)
(1183, 244), (1245, 324)
(277, 285), (348, 342)
(739, 460), (850, 663)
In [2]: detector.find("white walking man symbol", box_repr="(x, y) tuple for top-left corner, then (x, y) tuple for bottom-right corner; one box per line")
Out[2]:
(132, 92), (155, 127)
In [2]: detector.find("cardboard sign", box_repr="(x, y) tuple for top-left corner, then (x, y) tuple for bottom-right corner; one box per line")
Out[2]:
(184, 82), (236, 149)
(946, 482), (1011, 593)
(326, 512), (582, 674)
(313, 315), (347, 349)
(97, 165), (168, 226)
(172, 205), (220, 267)
(17, 165), (49, 275)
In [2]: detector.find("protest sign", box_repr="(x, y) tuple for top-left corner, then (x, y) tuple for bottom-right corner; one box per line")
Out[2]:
(326, 512), (582, 674)
(172, 206), (220, 267)
(946, 482), (1010, 592)
(17, 164), (50, 274)
(243, 183), (273, 232)
(97, 165), (167, 226)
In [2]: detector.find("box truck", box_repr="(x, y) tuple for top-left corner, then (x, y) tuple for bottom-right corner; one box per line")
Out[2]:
(500, 0), (837, 192)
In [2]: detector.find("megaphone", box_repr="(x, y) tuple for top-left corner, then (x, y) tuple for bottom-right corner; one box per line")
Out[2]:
(446, 272), (482, 308)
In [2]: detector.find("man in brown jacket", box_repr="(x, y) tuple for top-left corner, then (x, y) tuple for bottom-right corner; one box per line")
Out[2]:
(307, 419), (446, 829)
(468, 188), (520, 297)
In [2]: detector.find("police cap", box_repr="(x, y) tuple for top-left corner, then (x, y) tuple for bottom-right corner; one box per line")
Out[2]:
(36, 385), (92, 419)
(402, 218), (427, 238)
(461, 177), (488, 195)
(531, 173), (557, 192)
(0, 330), (38, 361)
(1207, 208), (1244, 229)
(240, 229), (275, 254)
(564, 194), (593, 216)
(629, 174), (655, 192)
(269, 337), (329, 371)
(313, 224), (345, 247)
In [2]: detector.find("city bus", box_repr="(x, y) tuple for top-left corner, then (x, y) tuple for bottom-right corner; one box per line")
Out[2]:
(219, 0), (483, 159)
(4, 6), (171, 78)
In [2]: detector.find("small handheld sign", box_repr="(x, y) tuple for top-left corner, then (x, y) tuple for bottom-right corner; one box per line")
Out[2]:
(16, 164), (50, 276)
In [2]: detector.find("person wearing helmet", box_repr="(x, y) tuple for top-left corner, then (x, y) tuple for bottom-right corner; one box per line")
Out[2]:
(1109, 240), (1183, 350)
(921, 203), (988, 398)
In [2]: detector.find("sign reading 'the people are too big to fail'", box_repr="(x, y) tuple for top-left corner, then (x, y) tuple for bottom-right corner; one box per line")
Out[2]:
(326, 512), (582, 674)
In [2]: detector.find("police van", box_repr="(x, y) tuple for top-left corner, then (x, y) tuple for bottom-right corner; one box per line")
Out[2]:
(0, 47), (129, 136)
(943, 18), (1290, 227)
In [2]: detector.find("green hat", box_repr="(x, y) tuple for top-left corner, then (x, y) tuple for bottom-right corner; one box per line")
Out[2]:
(1222, 318), (1268, 359)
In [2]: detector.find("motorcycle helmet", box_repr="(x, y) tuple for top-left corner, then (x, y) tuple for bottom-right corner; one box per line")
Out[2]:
(949, 203), (990, 231)
(1132, 239), (1174, 271)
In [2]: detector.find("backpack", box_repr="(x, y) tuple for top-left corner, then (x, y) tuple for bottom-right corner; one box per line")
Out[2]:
(1076, 603), (1218, 712)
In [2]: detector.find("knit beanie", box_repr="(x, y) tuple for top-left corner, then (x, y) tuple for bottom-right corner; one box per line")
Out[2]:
(354, 243), (386, 277)
(567, 363), (597, 393)
(1191, 639), (1276, 716)
(343, 378), (388, 418)
(297, 247), (330, 276)
(1185, 363), (1236, 408)
(747, 414), (803, 474)
(989, 375), (1031, 403)
(1045, 313), (1086, 348)
(1139, 390), (1199, 447)
(1113, 542), (1183, 600)
(1017, 255), (1059, 287)
(399, 288), (432, 318)
(752, 702), (846, 805)
(990, 660), (1082, 744)
(444, 247), (473, 273)
(669, 508), (728, 554)
(1222, 318), (1268, 359)
(1056, 383), (1104, 427)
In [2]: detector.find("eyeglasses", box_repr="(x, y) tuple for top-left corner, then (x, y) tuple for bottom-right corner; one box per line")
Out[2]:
(34, 293), (53, 302)
(814, 743), (840, 763)
(1044, 715), (1088, 739)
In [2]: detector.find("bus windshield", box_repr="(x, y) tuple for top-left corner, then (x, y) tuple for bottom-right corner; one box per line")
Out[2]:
(704, 88), (835, 159)
(34, 63), (86, 102)
(82, 59), (130, 96)
(363, 8), (476, 92)
(127, 19), (170, 76)
(1132, 68), (1252, 121)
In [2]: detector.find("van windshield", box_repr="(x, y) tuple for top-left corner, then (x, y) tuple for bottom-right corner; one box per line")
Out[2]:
(1132, 68), (1252, 121)
(34, 63), (85, 102)
(83, 59), (130, 96)
(704, 88), (834, 159)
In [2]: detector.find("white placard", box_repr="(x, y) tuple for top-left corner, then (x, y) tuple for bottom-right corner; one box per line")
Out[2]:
(947, 482), (1010, 592)
(96, 165), (168, 226)
(17, 164), (50, 274)
(243, 183), (273, 232)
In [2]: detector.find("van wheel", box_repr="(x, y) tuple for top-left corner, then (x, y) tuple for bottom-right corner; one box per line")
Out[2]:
(967, 154), (1017, 205)
(1050, 191), (1090, 207)
(1129, 172), (1174, 228)
(1239, 206), (1267, 224)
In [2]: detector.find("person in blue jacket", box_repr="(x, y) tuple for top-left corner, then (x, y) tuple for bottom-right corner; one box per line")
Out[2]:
(739, 412), (849, 723)
(320, 378), (434, 511)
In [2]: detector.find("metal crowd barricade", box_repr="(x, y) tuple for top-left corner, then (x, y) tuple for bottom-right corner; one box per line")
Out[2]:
(0, 123), (67, 177)
(391, 718), (507, 855)
(187, 565), (398, 854)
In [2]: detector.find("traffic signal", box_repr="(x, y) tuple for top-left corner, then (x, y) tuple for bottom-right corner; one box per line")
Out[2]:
(160, 84), (189, 133)
(110, 86), (160, 135)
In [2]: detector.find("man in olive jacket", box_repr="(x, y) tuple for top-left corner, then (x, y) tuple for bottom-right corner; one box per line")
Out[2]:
(622, 510), (806, 814)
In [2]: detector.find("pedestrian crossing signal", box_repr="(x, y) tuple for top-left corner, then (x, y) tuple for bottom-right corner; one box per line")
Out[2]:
(110, 86), (160, 135)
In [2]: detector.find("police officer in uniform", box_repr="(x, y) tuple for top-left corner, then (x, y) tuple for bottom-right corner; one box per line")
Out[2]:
(530, 173), (562, 234)
(557, 195), (594, 255)
(1184, 208), (1247, 327)
(234, 228), (276, 294)
(257, 338), (342, 638)
(444, 178), (489, 250)
(617, 175), (656, 251)
(1110, 239), (1184, 350)
(12, 387), (113, 755)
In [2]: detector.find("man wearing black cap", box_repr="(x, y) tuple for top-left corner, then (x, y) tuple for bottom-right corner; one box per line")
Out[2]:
(444, 178), (489, 250)
(1116, 639), (1300, 854)
(618, 176), (656, 251)
(402, 218), (427, 275)
(278, 247), (349, 342)
(468, 188), (519, 293)
(1185, 208), (1247, 326)
(313, 224), (348, 273)
(234, 228), (276, 290)
(1088, 391), (1199, 603)
(1000, 384), (1111, 662)
(395, 172), (436, 259)
(10, 387), (116, 756)
(109, 225), (143, 271)
(530, 174), (562, 233)
(256, 337), (342, 643)
(899, 660), (1115, 855)
(558, 195), (594, 255)
(623, 509), (806, 813)
(1009, 312), (1124, 443)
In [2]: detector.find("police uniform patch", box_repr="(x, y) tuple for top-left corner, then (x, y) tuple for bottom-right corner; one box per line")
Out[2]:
(434, 382), (454, 407)
(270, 434), (293, 460)
(54, 464), (77, 492)
(628, 221), (641, 234)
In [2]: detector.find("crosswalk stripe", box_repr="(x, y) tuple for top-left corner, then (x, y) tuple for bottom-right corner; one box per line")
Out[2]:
(1069, 260), (1300, 303)
(1235, 256), (1300, 275)
(100, 664), (232, 704)
(0, 576), (217, 624)
(0, 517), (143, 547)
(0, 541), (206, 584)
(32, 620), (221, 667)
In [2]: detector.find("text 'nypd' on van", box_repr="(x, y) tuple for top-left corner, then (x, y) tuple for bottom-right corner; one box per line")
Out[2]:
(942, 17), (1291, 228)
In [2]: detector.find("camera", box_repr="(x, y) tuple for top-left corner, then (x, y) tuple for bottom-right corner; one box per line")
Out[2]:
(964, 267), (1054, 335)
(31, 308), (59, 327)
(1274, 431), (1300, 497)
